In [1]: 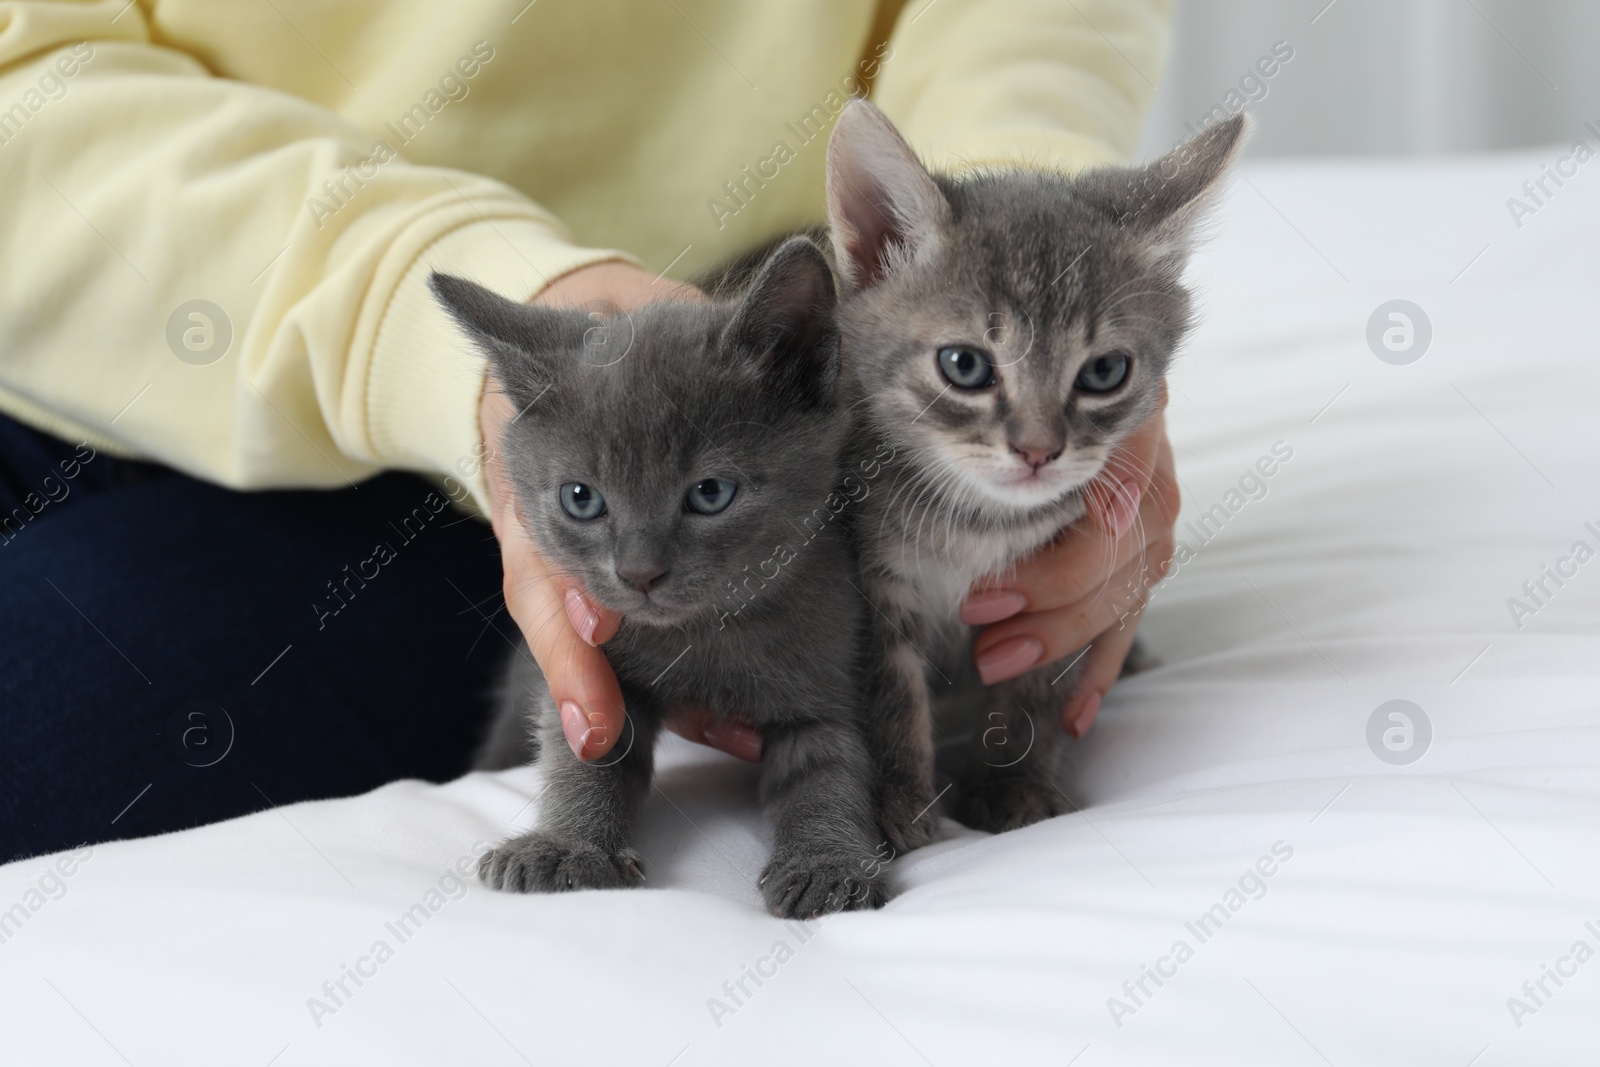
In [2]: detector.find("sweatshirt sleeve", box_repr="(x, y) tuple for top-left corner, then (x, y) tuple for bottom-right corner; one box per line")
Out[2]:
(0, 2), (634, 512)
(870, 0), (1172, 173)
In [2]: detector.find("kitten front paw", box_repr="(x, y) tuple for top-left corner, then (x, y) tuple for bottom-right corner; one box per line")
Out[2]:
(477, 831), (645, 893)
(877, 779), (945, 854)
(759, 851), (887, 919)
(955, 775), (1067, 835)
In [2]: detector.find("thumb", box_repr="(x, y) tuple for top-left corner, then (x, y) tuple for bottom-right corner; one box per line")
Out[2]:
(489, 469), (626, 764)
(483, 382), (627, 762)
(1084, 397), (1166, 539)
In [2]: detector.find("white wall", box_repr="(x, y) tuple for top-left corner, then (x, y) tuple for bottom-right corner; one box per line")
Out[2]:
(1138, 0), (1600, 158)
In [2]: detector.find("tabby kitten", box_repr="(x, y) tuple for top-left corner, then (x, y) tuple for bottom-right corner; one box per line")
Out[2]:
(825, 102), (1247, 851)
(431, 239), (887, 917)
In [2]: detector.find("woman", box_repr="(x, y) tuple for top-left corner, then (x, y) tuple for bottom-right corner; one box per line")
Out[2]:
(0, 0), (1178, 861)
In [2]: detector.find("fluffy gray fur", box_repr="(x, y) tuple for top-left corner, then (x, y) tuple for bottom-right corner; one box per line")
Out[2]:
(431, 239), (887, 917)
(825, 101), (1247, 851)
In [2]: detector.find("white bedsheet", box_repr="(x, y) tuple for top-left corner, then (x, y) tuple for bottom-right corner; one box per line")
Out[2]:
(3, 149), (1597, 1067)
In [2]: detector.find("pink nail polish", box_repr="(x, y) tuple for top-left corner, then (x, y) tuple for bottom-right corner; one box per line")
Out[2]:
(704, 722), (764, 763)
(560, 700), (590, 759)
(960, 590), (1028, 625)
(1069, 691), (1102, 739)
(1105, 480), (1141, 539)
(975, 636), (1045, 685)
(564, 587), (599, 645)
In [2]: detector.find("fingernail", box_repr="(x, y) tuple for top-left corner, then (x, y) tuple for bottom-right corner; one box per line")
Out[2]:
(1068, 690), (1103, 739)
(560, 700), (591, 759)
(564, 588), (599, 646)
(1102, 478), (1142, 539)
(703, 721), (764, 763)
(960, 590), (1028, 625)
(975, 635), (1045, 685)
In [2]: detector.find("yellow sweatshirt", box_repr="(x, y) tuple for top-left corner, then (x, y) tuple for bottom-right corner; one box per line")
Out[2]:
(0, 0), (1169, 510)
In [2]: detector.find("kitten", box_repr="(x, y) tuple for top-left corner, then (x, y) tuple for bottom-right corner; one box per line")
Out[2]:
(825, 102), (1247, 851)
(430, 238), (889, 918)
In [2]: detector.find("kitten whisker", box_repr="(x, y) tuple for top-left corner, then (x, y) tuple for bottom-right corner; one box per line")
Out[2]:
(455, 589), (507, 617)
(1094, 279), (1171, 315)
(1099, 312), (1170, 332)
(464, 606), (510, 661)
(1081, 479), (1125, 608)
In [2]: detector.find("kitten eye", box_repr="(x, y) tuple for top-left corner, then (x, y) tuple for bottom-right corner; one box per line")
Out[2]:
(1076, 352), (1131, 394)
(559, 482), (606, 520)
(937, 345), (995, 389)
(685, 478), (737, 515)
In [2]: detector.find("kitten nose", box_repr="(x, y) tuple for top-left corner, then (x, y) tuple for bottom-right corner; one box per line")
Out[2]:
(616, 564), (667, 593)
(1009, 442), (1064, 470)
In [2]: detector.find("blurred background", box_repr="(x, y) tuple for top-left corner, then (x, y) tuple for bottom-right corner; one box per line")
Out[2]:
(1137, 0), (1600, 157)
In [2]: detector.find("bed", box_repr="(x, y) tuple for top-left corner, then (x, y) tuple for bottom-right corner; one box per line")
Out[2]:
(3, 147), (1596, 1066)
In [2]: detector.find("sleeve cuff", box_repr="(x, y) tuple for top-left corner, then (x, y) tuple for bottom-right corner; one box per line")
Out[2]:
(363, 217), (637, 515)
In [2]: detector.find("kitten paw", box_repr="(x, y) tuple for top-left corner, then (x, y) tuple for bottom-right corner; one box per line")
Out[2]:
(877, 781), (945, 855)
(477, 832), (645, 894)
(759, 851), (887, 919)
(956, 776), (1067, 835)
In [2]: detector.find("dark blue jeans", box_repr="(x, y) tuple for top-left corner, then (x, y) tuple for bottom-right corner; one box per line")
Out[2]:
(0, 413), (509, 863)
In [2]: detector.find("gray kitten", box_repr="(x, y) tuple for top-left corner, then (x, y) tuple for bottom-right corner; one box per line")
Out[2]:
(430, 239), (887, 917)
(825, 102), (1246, 851)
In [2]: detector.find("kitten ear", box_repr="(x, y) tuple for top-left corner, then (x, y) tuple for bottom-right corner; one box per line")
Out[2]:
(722, 237), (839, 406)
(429, 272), (585, 405)
(1106, 115), (1250, 255)
(825, 99), (951, 291)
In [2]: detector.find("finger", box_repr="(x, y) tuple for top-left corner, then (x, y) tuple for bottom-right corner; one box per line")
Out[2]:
(971, 512), (1174, 683)
(486, 491), (622, 763)
(480, 435), (617, 652)
(970, 545), (1155, 685)
(482, 382), (630, 762)
(502, 534), (628, 762)
(961, 418), (1177, 625)
(962, 467), (1176, 623)
(1060, 610), (1145, 739)
(701, 719), (764, 762)
(1061, 457), (1179, 734)
(561, 586), (621, 647)
(1084, 385), (1168, 538)
(664, 704), (764, 763)
(1139, 424), (1181, 538)
(962, 504), (1148, 622)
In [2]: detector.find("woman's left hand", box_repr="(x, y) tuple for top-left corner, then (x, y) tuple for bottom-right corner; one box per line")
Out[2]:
(961, 395), (1180, 739)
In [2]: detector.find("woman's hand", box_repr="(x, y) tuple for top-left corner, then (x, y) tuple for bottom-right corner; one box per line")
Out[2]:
(479, 262), (764, 763)
(962, 394), (1179, 739)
